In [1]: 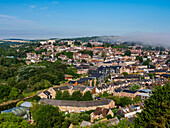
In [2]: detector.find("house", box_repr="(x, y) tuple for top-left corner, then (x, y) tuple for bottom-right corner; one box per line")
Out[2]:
(48, 85), (73, 98)
(72, 85), (91, 94)
(96, 84), (113, 94)
(90, 107), (114, 122)
(39, 98), (115, 113)
(113, 90), (140, 100)
(97, 66), (123, 74)
(137, 89), (152, 100)
(72, 77), (93, 86)
(89, 73), (106, 84)
(116, 103), (144, 118)
(37, 90), (52, 99)
(58, 55), (68, 60)
(80, 121), (91, 127)
(65, 74), (73, 80)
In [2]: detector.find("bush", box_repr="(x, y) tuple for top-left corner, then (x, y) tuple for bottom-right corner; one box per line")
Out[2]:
(106, 114), (112, 120)
(115, 115), (121, 120)
(16, 101), (24, 107)
(80, 113), (90, 121)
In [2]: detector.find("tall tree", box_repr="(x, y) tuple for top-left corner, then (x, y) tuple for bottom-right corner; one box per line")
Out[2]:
(130, 84), (140, 91)
(71, 90), (82, 101)
(134, 82), (170, 128)
(62, 90), (71, 100)
(8, 87), (19, 100)
(31, 104), (65, 128)
(55, 90), (62, 100)
(124, 50), (131, 56)
(0, 113), (32, 128)
(82, 91), (93, 101)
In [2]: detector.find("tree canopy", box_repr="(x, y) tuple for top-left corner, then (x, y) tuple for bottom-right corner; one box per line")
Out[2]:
(31, 103), (70, 128)
(0, 113), (32, 128)
(130, 84), (140, 91)
(134, 82), (170, 128)
(124, 50), (131, 56)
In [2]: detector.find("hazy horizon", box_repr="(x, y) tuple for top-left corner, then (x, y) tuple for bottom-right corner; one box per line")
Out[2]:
(0, 0), (170, 46)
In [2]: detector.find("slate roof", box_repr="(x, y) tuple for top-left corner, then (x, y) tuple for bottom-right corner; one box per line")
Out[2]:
(39, 98), (113, 107)
(89, 73), (104, 78)
(122, 90), (138, 94)
(73, 85), (87, 91)
(53, 86), (72, 92)
(93, 107), (110, 117)
(43, 90), (51, 96)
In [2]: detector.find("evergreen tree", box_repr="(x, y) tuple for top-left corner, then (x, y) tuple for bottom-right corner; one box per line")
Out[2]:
(82, 91), (93, 101)
(62, 90), (71, 100)
(71, 90), (82, 101)
(55, 89), (62, 100)
(134, 82), (170, 128)
(124, 50), (131, 56)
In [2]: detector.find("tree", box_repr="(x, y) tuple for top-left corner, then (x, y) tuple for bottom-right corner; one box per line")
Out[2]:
(134, 82), (170, 128)
(166, 59), (170, 64)
(108, 74), (111, 79)
(130, 84), (140, 91)
(119, 97), (132, 107)
(31, 104), (65, 128)
(96, 78), (99, 86)
(132, 96), (142, 104)
(136, 56), (143, 62)
(7, 77), (16, 87)
(8, 87), (19, 100)
(15, 80), (27, 92)
(101, 52), (105, 58)
(142, 59), (150, 66)
(80, 113), (90, 121)
(0, 113), (32, 128)
(106, 114), (112, 120)
(55, 89), (62, 100)
(0, 85), (10, 100)
(69, 113), (80, 125)
(104, 43), (111, 47)
(86, 42), (92, 47)
(122, 72), (128, 77)
(82, 91), (93, 101)
(74, 41), (81, 46)
(65, 52), (73, 59)
(62, 90), (71, 100)
(92, 79), (95, 86)
(124, 50), (131, 56)
(71, 90), (82, 101)
(103, 91), (109, 98)
(81, 59), (87, 63)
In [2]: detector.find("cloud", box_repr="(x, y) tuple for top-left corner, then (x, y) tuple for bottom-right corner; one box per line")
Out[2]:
(51, 1), (59, 4)
(0, 14), (36, 27)
(121, 32), (170, 47)
(0, 15), (16, 19)
(30, 5), (36, 8)
(99, 32), (170, 47)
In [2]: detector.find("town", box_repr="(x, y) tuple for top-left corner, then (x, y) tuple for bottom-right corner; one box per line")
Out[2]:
(0, 37), (169, 128)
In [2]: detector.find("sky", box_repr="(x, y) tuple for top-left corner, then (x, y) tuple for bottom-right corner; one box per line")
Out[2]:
(0, 0), (170, 40)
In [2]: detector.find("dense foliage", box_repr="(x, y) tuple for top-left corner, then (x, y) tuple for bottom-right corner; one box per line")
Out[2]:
(130, 84), (140, 91)
(30, 103), (70, 128)
(134, 82), (170, 128)
(0, 113), (33, 128)
(98, 91), (142, 107)
(55, 90), (93, 101)
(0, 57), (79, 103)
